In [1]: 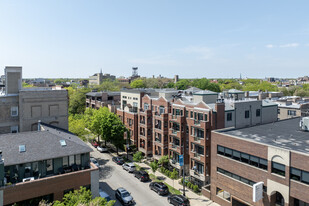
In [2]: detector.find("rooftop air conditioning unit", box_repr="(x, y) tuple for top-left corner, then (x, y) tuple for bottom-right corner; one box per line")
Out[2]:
(300, 117), (309, 131)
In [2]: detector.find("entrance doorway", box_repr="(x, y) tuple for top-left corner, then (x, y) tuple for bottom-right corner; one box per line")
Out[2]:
(275, 192), (284, 206)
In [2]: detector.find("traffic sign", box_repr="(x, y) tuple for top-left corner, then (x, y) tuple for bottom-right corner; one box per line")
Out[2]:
(179, 155), (184, 166)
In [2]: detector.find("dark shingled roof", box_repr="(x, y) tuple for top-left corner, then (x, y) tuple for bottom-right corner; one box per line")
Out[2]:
(217, 117), (309, 154)
(0, 125), (92, 166)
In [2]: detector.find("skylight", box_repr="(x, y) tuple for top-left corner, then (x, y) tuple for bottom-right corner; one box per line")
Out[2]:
(19, 145), (26, 153)
(60, 140), (66, 147)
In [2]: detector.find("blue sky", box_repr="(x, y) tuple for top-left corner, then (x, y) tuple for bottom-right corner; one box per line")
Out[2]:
(0, 1), (308, 79)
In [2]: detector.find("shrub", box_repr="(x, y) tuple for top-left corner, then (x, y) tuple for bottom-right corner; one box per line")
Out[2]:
(193, 185), (199, 193)
(187, 182), (191, 188)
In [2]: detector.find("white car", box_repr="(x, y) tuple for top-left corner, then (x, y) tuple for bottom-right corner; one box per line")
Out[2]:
(122, 163), (136, 173)
(97, 145), (108, 153)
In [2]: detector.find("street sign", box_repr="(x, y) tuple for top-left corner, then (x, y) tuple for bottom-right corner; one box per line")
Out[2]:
(253, 182), (264, 202)
(179, 155), (184, 166)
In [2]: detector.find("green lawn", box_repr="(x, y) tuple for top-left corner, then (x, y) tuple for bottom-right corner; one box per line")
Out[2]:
(164, 182), (181, 195)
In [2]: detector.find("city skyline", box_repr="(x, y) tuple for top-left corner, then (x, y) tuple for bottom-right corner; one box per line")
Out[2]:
(1, 1), (309, 79)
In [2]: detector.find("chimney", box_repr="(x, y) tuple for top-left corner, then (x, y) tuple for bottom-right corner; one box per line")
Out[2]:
(4, 66), (22, 95)
(215, 98), (225, 129)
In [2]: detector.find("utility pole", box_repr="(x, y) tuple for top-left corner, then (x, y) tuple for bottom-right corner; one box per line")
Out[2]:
(183, 144), (185, 196)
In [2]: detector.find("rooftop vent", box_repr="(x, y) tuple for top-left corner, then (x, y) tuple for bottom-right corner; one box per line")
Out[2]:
(300, 117), (309, 131)
(60, 140), (67, 147)
(19, 145), (26, 153)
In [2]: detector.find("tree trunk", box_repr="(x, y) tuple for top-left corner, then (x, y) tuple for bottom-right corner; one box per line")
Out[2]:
(117, 147), (119, 155)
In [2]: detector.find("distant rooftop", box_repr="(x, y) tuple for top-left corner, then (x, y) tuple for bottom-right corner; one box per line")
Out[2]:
(217, 117), (309, 154)
(194, 90), (218, 95)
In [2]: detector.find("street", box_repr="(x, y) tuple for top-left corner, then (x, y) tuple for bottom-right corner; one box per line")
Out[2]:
(90, 148), (171, 206)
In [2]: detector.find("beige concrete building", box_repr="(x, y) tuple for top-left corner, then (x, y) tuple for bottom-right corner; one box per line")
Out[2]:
(0, 66), (68, 134)
(89, 70), (116, 85)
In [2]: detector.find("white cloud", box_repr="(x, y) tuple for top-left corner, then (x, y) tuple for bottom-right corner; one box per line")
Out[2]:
(266, 44), (275, 48)
(180, 46), (213, 60)
(279, 43), (299, 48)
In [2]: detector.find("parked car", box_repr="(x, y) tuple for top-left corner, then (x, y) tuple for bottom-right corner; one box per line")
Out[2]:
(167, 194), (190, 206)
(90, 157), (99, 167)
(149, 182), (169, 195)
(122, 163), (136, 173)
(91, 141), (99, 148)
(112, 156), (124, 165)
(97, 145), (108, 153)
(115, 187), (134, 205)
(133, 170), (149, 182)
(99, 189), (111, 202)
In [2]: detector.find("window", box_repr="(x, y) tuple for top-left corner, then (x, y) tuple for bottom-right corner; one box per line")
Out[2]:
(250, 155), (259, 167)
(217, 145), (267, 171)
(19, 145), (26, 153)
(11, 126), (18, 133)
(217, 146), (225, 155)
(232, 150), (240, 161)
(75, 154), (81, 165)
(190, 111), (193, 118)
(185, 111), (188, 117)
(290, 167), (309, 185)
(159, 106), (165, 114)
(259, 159), (268, 170)
(272, 162), (285, 176)
(11, 106), (18, 117)
(144, 103), (149, 110)
(278, 109), (280, 114)
(301, 171), (309, 184)
(241, 153), (249, 164)
(288, 110), (296, 116)
(290, 168), (301, 181)
(245, 110), (249, 118)
(217, 167), (256, 188)
(227, 113), (232, 121)
(63, 157), (69, 167)
(60, 140), (66, 147)
(69, 155), (75, 165)
(256, 109), (261, 117)
(46, 159), (53, 174)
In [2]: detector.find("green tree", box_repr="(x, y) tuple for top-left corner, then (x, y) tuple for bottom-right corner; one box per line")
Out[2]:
(110, 120), (127, 155)
(133, 151), (143, 162)
(158, 155), (169, 167)
(150, 161), (159, 173)
(130, 79), (146, 88)
(68, 115), (89, 140)
(170, 168), (178, 189)
(54, 79), (63, 85)
(94, 80), (121, 91)
(52, 186), (115, 206)
(175, 79), (191, 90)
(68, 87), (91, 115)
(166, 82), (175, 88)
(22, 82), (35, 88)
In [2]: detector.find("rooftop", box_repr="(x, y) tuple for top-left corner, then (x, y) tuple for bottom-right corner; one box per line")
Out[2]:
(217, 117), (309, 154)
(0, 124), (92, 166)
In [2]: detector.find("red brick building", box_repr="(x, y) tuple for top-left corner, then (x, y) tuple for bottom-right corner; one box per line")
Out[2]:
(206, 117), (309, 206)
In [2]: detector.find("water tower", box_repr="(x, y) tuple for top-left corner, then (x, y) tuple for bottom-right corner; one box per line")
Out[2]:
(132, 67), (138, 77)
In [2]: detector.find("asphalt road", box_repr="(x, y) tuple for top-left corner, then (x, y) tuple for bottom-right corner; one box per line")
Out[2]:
(90, 148), (171, 206)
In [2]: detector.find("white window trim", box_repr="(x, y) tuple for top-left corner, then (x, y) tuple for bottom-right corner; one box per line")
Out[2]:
(11, 106), (18, 117)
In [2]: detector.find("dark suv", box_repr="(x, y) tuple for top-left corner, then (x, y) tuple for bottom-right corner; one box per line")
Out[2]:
(149, 182), (169, 195)
(112, 156), (124, 165)
(134, 170), (149, 182)
(167, 194), (190, 206)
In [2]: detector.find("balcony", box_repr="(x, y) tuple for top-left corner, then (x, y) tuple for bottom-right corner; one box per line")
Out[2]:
(170, 129), (179, 134)
(189, 169), (205, 181)
(169, 159), (181, 169)
(193, 136), (202, 143)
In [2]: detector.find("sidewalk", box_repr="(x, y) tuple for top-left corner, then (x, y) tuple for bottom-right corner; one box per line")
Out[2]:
(108, 150), (219, 206)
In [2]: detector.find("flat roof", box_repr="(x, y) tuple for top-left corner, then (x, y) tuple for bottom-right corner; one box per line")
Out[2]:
(217, 117), (309, 154)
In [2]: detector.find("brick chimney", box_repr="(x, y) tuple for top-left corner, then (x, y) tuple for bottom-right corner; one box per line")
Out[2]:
(215, 98), (225, 129)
